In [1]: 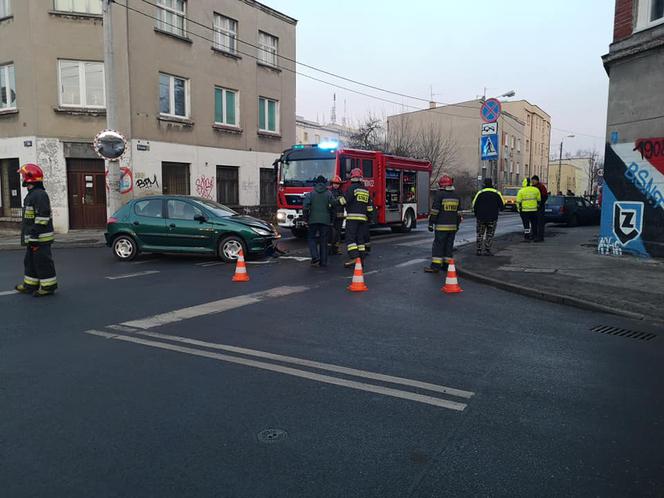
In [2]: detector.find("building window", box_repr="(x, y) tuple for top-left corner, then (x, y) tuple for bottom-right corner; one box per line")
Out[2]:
(315, 134), (320, 143)
(216, 166), (239, 206)
(258, 97), (279, 133)
(526, 139), (530, 152)
(0, 63), (16, 110)
(260, 168), (276, 206)
(58, 60), (105, 108)
(54, 0), (102, 14)
(213, 14), (237, 54)
(162, 162), (190, 195)
(517, 139), (521, 152)
(156, 0), (186, 37)
(303, 131), (309, 142)
(159, 73), (189, 118)
(214, 87), (238, 127)
(258, 31), (278, 67)
(0, 0), (10, 18)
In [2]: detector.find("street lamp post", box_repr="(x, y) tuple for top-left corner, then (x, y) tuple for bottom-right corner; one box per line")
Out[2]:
(557, 134), (574, 194)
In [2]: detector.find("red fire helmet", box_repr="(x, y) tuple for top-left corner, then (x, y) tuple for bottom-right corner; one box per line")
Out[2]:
(438, 175), (454, 188)
(18, 163), (44, 183)
(350, 168), (363, 179)
(331, 175), (342, 184)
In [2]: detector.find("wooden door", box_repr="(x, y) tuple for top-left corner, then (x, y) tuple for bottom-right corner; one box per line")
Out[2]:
(67, 159), (107, 229)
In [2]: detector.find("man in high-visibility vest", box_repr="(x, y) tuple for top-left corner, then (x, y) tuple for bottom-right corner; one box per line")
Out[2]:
(516, 178), (541, 242)
(15, 163), (58, 296)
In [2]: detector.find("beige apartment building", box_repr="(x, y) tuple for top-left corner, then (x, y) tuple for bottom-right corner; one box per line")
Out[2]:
(547, 157), (593, 197)
(502, 100), (552, 183)
(387, 100), (530, 191)
(295, 115), (354, 146)
(0, 0), (296, 232)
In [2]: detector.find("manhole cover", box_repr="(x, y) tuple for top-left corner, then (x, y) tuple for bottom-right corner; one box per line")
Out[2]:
(257, 428), (288, 443)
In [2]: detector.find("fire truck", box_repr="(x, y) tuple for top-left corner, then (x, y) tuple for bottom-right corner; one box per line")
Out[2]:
(274, 143), (432, 237)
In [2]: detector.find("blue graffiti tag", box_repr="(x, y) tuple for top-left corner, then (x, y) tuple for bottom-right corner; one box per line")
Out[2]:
(624, 162), (664, 210)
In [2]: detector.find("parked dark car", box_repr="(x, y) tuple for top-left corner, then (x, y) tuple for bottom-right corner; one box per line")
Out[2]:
(105, 196), (280, 262)
(544, 195), (601, 226)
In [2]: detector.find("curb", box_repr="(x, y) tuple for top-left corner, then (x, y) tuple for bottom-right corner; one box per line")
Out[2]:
(456, 265), (664, 324)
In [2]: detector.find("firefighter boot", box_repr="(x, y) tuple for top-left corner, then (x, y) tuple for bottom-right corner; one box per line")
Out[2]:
(423, 267), (440, 274)
(15, 284), (35, 294)
(33, 288), (56, 297)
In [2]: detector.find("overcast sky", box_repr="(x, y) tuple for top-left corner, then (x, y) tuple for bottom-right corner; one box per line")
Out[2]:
(266, 0), (614, 155)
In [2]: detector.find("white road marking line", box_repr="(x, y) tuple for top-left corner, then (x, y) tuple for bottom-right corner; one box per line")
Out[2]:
(83, 330), (467, 411)
(395, 258), (428, 268)
(372, 233), (429, 245)
(105, 270), (160, 280)
(0, 290), (18, 296)
(397, 238), (433, 247)
(344, 269), (379, 279)
(196, 261), (225, 267)
(121, 285), (309, 330)
(131, 259), (156, 265)
(278, 256), (311, 262)
(107, 324), (141, 333)
(117, 329), (474, 399)
(246, 261), (276, 265)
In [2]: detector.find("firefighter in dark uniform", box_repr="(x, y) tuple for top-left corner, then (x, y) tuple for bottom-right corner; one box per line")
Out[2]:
(328, 175), (345, 255)
(14, 163), (58, 296)
(339, 168), (374, 268)
(424, 175), (462, 273)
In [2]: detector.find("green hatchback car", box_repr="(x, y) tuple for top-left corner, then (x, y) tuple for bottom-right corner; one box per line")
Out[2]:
(105, 196), (279, 262)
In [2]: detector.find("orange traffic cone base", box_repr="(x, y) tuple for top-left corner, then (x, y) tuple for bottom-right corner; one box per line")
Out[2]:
(347, 258), (368, 292)
(441, 259), (463, 294)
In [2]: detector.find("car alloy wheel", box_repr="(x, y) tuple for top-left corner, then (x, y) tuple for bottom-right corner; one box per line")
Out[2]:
(113, 235), (137, 261)
(219, 236), (246, 262)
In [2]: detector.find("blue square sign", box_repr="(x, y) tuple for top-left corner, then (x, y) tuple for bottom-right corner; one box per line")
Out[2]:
(480, 134), (499, 160)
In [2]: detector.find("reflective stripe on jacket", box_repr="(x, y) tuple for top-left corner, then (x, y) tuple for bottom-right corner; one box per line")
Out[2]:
(21, 186), (55, 246)
(429, 189), (461, 231)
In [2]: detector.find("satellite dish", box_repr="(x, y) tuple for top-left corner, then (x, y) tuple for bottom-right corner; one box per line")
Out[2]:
(94, 129), (127, 160)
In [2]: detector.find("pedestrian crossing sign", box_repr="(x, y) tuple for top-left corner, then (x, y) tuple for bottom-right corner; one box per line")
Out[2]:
(481, 134), (499, 160)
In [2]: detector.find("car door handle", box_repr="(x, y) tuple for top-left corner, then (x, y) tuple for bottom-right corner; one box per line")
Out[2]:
(133, 221), (140, 226)
(169, 223), (176, 228)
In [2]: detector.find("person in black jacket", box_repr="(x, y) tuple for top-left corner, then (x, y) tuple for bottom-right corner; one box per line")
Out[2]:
(14, 163), (57, 297)
(424, 175), (462, 273)
(472, 178), (504, 256)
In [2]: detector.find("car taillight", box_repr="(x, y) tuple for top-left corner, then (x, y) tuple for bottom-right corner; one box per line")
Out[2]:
(560, 207), (566, 214)
(107, 216), (118, 224)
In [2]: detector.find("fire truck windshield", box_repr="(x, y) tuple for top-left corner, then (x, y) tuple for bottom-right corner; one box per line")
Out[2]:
(281, 159), (336, 187)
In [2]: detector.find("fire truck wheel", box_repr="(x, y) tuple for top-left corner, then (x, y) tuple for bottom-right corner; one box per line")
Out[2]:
(393, 209), (414, 233)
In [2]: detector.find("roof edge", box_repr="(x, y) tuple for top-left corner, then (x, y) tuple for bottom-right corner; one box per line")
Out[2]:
(240, 0), (297, 25)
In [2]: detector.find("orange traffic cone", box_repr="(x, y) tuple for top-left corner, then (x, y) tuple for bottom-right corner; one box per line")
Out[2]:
(232, 249), (250, 282)
(347, 258), (368, 292)
(441, 259), (463, 294)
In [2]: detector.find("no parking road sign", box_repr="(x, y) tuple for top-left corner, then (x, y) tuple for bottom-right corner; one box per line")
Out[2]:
(481, 98), (502, 123)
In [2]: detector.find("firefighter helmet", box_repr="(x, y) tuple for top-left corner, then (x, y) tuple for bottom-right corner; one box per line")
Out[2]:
(18, 163), (44, 184)
(350, 168), (363, 180)
(438, 175), (454, 188)
(331, 175), (342, 184)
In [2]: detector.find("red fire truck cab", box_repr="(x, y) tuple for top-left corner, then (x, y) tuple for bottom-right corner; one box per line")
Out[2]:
(274, 143), (432, 237)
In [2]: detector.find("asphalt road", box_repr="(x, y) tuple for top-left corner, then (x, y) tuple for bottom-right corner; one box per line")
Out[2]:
(1, 213), (663, 497)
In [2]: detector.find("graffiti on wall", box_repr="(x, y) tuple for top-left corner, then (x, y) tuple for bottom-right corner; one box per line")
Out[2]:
(135, 173), (160, 190)
(599, 138), (664, 258)
(119, 167), (133, 194)
(195, 175), (214, 199)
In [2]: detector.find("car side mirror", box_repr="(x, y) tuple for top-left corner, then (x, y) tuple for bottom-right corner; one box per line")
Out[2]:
(194, 214), (207, 223)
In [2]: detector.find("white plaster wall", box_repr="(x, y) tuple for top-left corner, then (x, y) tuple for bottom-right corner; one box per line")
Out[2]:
(35, 138), (68, 233)
(0, 136), (37, 212)
(129, 139), (278, 206)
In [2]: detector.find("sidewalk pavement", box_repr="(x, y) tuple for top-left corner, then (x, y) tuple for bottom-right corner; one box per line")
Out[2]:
(455, 225), (664, 324)
(0, 229), (106, 251)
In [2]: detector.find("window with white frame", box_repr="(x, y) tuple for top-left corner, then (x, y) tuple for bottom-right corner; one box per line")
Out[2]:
(0, 63), (16, 110)
(517, 139), (521, 152)
(54, 0), (102, 15)
(258, 97), (279, 133)
(159, 73), (189, 118)
(156, 0), (186, 37)
(637, 0), (664, 29)
(0, 0), (11, 18)
(214, 14), (237, 54)
(58, 60), (105, 108)
(258, 31), (278, 67)
(214, 87), (239, 127)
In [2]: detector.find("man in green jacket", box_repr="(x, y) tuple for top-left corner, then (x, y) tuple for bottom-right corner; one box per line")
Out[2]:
(516, 178), (541, 241)
(303, 175), (335, 267)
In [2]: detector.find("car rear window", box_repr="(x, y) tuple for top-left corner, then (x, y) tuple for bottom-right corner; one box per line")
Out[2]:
(503, 188), (519, 196)
(546, 196), (564, 206)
